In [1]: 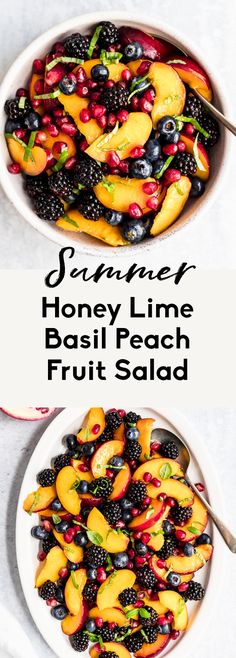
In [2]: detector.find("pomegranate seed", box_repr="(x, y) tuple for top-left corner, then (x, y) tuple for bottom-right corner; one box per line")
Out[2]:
(52, 41), (65, 54)
(32, 99), (42, 109)
(145, 552), (151, 559)
(151, 441), (161, 452)
(151, 592), (159, 600)
(117, 109), (129, 123)
(38, 550), (46, 561)
(52, 141), (67, 156)
(78, 463), (89, 472)
(137, 61), (151, 75)
(118, 409), (126, 417)
(143, 472), (152, 482)
(16, 87), (28, 97)
(163, 168), (181, 184)
(166, 612), (174, 623)
(157, 616), (166, 625)
(92, 423), (100, 435)
(157, 582), (166, 591)
(62, 123), (78, 136)
(95, 617), (104, 628)
(91, 91), (101, 102)
(80, 138), (89, 151)
(7, 162), (21, 174)
(178, 140), (186, 152)
(107, 113), (117, 127)
(45, 149), (56, 168)
(15, 129), (26, 139)
(139, 98), (153, 113)
(133, 531), (142, 540)
(33, 58), (44, 74)
(94, 644), (101, 652)
(80, 108), (91, 123)
(151, 478), (161, 488)
(178, 582), (189, 592)
(131, 507), (139, 517)
(129, 460), (137, 468)
(87, 79), (98, 90)
(91, 104), (106, 119)
(74, 514), (82, 522)
(76, 83), (89, 97)
(163, 143), (178, 156)
(34, 78), (44, 95)
(171, 630), (180, 640)
(147, 196), (159, 211)
(42, 520), (52, 532)
(35, 130), (47, 144)
(64, 528), (75, 543)
(65, 156), (77, 170)
(47, 124), (59, 137)
(129, 203), (143, 218)
(157, 559), (166, 569)
(173, 547), (181, 555)
(145, 588), (153, 598)
(59, 567), (69, 579)
(166, 497), (176, 508)
(107, 151), (120, 167)
(131, 620), (139, 629)
(119, 161), (129, 174)
(109, 622), (116, 631)
(137, 591), (145, 599)
(141, 532), (151, 544)
(175, 529), (186, 541)
(142, 496), (152, 506)
(122, 68), (132, 82)
(56, 115), (70, 126)
(134, 600), (144, 608)
(128, 549), (135, 559)
(106, 468), (114, 478)
(127, 560), (134, 569)
(42, 113), (52, 126)
(119, 81), (127, 89)
(129, 146), (145, 159)
(195, 482), (205, 492)
(158, 493), (167, 501)
(104, 79), (115, 88)
(184, 123), (195, 136)
(116, 520), (125, 528)
(143, 87), (155, 102)
(143, 181), (158, 195)
(46, 598), (58, 607)
(76, 67), (87, 82)
(130, 95), (139, 110)
(97, 568), (106, 583)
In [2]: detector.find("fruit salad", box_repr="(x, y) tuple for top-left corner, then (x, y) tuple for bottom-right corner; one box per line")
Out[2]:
(23, 407), (213, 655)
(4, 22), (220, 246)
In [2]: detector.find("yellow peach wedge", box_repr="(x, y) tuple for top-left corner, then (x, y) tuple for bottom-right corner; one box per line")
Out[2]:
(35, 546), (67, 588)
(64, 568), (87, 615)
(86, 112), (152, 162)
(56, 466), (81, 515)
(149, 62), (186, 126)
(7, 137), (47, 176)
(77, 407), (105, 442)
(23, 485), (56, 513)
(58, 94), (103, 144)
(56, 211), (128, 247)
(150, 176), (191, 237)
(87, 508), (129, 553)
(94, 175), (159, 214)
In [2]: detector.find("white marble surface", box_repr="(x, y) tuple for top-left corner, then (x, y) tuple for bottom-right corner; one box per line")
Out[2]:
(0, 0), (236, 268)
(0, 407), (236, 658)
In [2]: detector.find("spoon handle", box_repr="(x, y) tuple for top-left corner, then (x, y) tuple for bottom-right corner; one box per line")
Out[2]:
(194, 90), (236, 136)
(185, 475), (236, 552)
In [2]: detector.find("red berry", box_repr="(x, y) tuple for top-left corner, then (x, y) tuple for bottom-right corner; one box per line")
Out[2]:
(76, 67), (87, 82)
(118, 409), (126, 417)
(107, 150), (121, 167)
(195, 482), (205, 492)
(146, 196), (159, 211)
(52, 41), (65, 54)
(142, 181), (158, 195)
(142, 496), (151, 506)
(131, 620), (139, 629)
(97, 568), (106, 583)
(32, 99), (42, 109)
(143, 87), (155, 102)
(171, 630), (180, 640)
(104, 80), (115, 88)
(33, 58), (44, 73)
(59, 566), (69, 579)
(38, 550), (46, 561)
(137, 590), (145, 599)
(133, 531), (142, 540)
(45, 149), (55, 168)
(91, 104), (106, 119)
(129, 203), (143, 218)
(137, 61), (151, 75)
(163, 168), (181, 184)
(76, 83), (89, 97)
(34, 78), (44, 94)
(157, 559), (166, 569)
(108, 622), (116, 631)
(78, 464), (89, 472)
(166, 497), (176, 508)
(80, 108), (91, 123)
(128, 549), (135, 558)
(122, 69), (132, 82)
(157, 616), (166, 625)
(158, 493), (167, 501)
(35, 130), (47, 144)
(80, 138), (89, 151)
(119, 161), (129, 174)
(64, 531), (73, 544)
(141, 532), (151, 544)
(139, 97), (153, 114)
(143, 472), (152, 483)
(130, 95), (139, 111)
(178, 582), (189, 592)
(74, 514), (82, 522)
(184, 123), (195, 136)
(107, 408), (117, 413)
(92, 423), (100, 435)
(53, 108), (64, 118)
(129, 146), (145, 159)
(7, 162), (21, 174)
(56, 115), (70, 126)
(116, 109), (129, 123)
(156, 582), (166, 591)
(46, 598), (58, 607)
(175, 529), (186, 541)
(116, 520), (125, 528)
(15, 129), (26, 139)
(65, 156), (77, 170)
(107, 112), (117, 127)
(16, 87), (28, 97)
(145, 552), (151, 560)
(61, 123), (78, 136)
(95, 617), (104, 628)
(42, 113), (53, 126)
(47, 123), (59, 137)
(52, 141), (67, 156)
(129, 460), (137, 469)
(177, 140), (186, 152)
(87, 79), (98, 90)
(163, 143), (178, 156)
(131, 507), (139, 517)
(166, 612), (174, 623)
(134, 600), (143, 608)
(106, 468), (114, 478)
(127, 560), (134, 569)
(97, 115), (107, 129)
(151, 441), (161, 452)
(151, 478), (161, 488)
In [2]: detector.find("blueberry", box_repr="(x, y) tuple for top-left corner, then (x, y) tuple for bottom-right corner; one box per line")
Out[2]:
(183, 543), (195, 556)
(55, 587), (65, 603)
(85, 619), (97, 633)
(91, 64), (109, 81)
(109, 456), (124, 469)
(5, 119), (22, 133)
(164, 131), (180, 145)
(68, 561), (81, 571)
(113, 552), (129, 569)
(120, 498), (133, 509)
(24, 112), (41, 131)
(51, 605), (67, 620)
(74, 532), (88, 547)
(65, 433), (78, 451)
(130, 157), (153, 179)
(59, 75), (77, 95)
(82, 442), (96, 456)
(145, 138), (161, 162)
(163, 520), (173, 535)
(152, 157), (164, 177)
(31, 525), (49, 540)
(125, 427), (140, 441)
(55, 520), (70, 533)
(129, 75), (149, 95)
(167, 571), (181, 587)
(135, 541), (148, 556)
(105, 210), (124, 226)
(122, 511), (132, 522)
(157, 115), (177, 141)
(51, 498), (63, 511)
(124, 42), (144, 61)
(196, 533), (212, 545)
(121, 218), (147, 244)
(190, 176), (205, 197)
(157, 623), (171, 634)
(78, 480), (89, 494)
(87, 567), (97, 580)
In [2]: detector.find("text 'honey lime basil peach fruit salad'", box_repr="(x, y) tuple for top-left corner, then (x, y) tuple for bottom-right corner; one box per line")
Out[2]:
(23, 407), (213, 655)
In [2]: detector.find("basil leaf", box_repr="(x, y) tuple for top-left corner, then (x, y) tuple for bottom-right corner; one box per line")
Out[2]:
(125, 608), (139, 619)
(155, 155), (174, 179)
(139, 608), (151, 619)
(46, 56), (84, 71)
(87, 530), (103, 546)
(100, 49), (123, 65)
(188, 525), (200, 535)
(52, 147), (69, 172)
(159, 463), (172, 479)
(52, 514), (61, 524)
(174, 181), (184, 196)
(62, 214), (79, 228)
(71, 570), (79, 589)
(34, 89), (61, 100)
(175, 114), (210, 138)
(28, 492), (40, 515)
(87, 26), (102, 59)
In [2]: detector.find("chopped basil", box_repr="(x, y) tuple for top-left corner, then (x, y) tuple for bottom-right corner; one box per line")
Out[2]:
(87, 25), (102, 59)
(166, 59), (187, 65)
(175, 114), (210, 138)
(128, 74), (151, 102)
(34, 89), (61, 100)
(71, 570), (79, 589)
(174, 182), (184, 196)
(28, 492), (40, 515)
(155, 155), (174, 179)
(62, 214), (79, 228)
(46, 56), (84, 71)
(23, 131), (37, 162)
(145, 506), (155, 519)
(52, 146), (69, 172)
(18, 96), (26, 109)
(188, 525), (200, 535)
(100, 49), (123, 65)
(102, 178), (116, 193)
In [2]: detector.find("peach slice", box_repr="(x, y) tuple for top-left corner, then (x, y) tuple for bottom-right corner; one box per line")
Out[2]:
(86, 112), (152, 162)
(114, 423), (126, 441)
(56, 211), (128, 247)
(7, 137), (47, 176)
(97, 569), (136, 609)
(29, 73), (44, 114)
(44, 129), (76, 160)
(89, 606), (129, 626)
(167, 56), (212, 101)
(77, 407), (105, 443)
(180, 134), (210, 181)
(35, 546), (67, 588)
(91, 439), (124, 478)
(87, 508), (129, 553)
(53, 529), (83, 563)
(62, 601), (88, 635)
(147, 478), (194, 506)
(58, 94), (103, 144)
(56, 466), (81, 515)
(135, 634), (170, 657)
(137, 417), (155, 462)
(166, 543), (213, 574)
(23, 485), (56, 513)
(149, 555), (193, 584)
(64, 568), (87, 615)
(133, 458), (183, 482)
(129, 500), (166, 531)
(158, 590), (188, 631)
(128, 59), (151, 76)
(38, 508), (69, 519)
(175, 495), (208, 542)
(110, 462), (131, 500)
(79, 493), (104, 506)
(90, 642), (132, 658)
(149, 62), (185, 127)
(150, 176), (191, 237)
(71, 459), (93, 482)
(80, 59), (129, 82)
(94, 175), (159, 214)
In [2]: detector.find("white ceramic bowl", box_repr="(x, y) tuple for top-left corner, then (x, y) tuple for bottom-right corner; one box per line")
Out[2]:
(0, 12), (230, 256)
(16, 407), (225, 658)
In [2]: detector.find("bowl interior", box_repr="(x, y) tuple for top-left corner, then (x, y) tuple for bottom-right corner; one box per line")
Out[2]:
(0, 12), (228, 255)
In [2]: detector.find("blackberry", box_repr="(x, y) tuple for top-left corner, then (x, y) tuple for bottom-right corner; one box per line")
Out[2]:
(89, 476), (113, 499)
(101, 622), (117, 642)
(38, 580), (57, 600)
(140, 605), (158, 627)
(85, 545), (107, 567)
(4, 97), (31, 121)
(100, 83), (129, 112)
(127, 480), (147, 503)
(37, 468), (56, 487)
(124, 631), (144, 652)
(157, 536), (178, 560)
(42, 535), (57, 554)
(184, 93), (203, 121)
(48, 170), (74, 199)
(171, 504), (193, 525)
(136, 565), (157, 589)
(33, 193), (64, 222)
(160, 440), (179, 460)
(70, 631), (89, 652)
(53, 453), (71, 472)
(99, 426), (114, 444)
(64, 33), (90, 59)
(124, 441), (142, 461)
(118, 587), (137, 606)
(105, 411), (122, 431)
(184, 581), (205, 601)
(77, 191), (104, 220)
(102, 501), (122, 525)
(82, 581), (98, 603)
(143, 626), (158, 644)
(98, 22), (119, 47)
(174, 152), (197, 176)
(100, 653), (119, 658)
(74, 155), (103, 187)
(24, 173), (49, 199)
(199, 113), (220, 148)
(125, 411), (141, 424)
